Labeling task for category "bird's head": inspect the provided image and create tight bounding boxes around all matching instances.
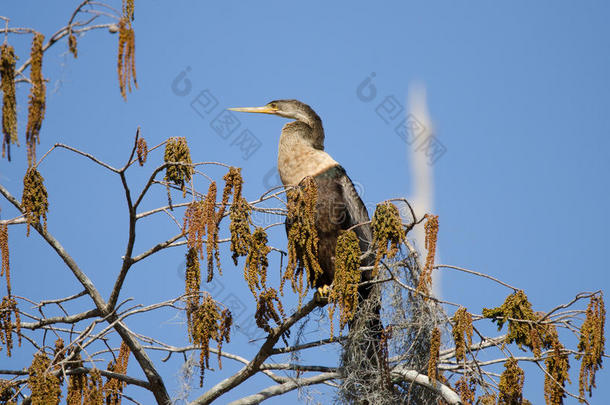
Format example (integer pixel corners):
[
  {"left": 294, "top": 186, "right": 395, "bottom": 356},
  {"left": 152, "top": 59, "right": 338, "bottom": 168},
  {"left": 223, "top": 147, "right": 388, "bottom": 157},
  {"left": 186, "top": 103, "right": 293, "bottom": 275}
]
[
  {"left": 229, "top": 99, "right": 319, "bottom": 125},
  {"left": 229, "top": 99, "right": 324, "bottom": 150}
]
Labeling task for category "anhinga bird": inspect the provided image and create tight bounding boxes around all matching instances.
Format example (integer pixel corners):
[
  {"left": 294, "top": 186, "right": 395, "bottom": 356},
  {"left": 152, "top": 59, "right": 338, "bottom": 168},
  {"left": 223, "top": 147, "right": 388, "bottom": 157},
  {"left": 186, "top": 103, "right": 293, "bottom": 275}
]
[
  {"left": 228, "top": 100, "right": 375, "bottom": 300},
  {"left": 230, "top": 100, "right": 384, "bottom": 402}
]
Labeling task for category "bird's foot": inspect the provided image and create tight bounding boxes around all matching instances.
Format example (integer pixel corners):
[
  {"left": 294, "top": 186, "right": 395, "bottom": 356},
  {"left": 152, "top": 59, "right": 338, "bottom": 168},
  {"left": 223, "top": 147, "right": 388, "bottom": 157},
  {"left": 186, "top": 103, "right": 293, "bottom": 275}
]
[
  {"left": 314, "top": 285, "right": 330, "bottom": 305},
  {"left": 317, "top": 285, "right": 331, "bottom": 297}
]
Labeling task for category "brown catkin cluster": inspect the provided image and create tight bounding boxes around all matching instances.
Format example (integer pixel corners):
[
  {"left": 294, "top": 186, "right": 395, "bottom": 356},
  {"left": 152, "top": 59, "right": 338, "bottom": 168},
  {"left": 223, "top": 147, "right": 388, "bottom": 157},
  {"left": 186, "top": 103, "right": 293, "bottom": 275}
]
[
  {"left": 66, "top": 352, "right": 85, "bottom": 405},
  {"left": 222, "top": 168, "right": 249, "bottom": 262},
  {"left": 482, "top": 290, "right": 539, "bottom": 352},
  {"left": 28, "top": 352, "right": 62, "bottom": 405},
  {"left": 185, "top": 247, "right": 201, "bottom": 322},
  {"left": 183, "top": 182, "right": 221, "bottom": 282},
  {"left": 218, "top": 167, "right": 243, "bottom": 223},
  {"left": 372, "top": 202, "right": 405, "bottom": 274},
  {"left": 255, "top": 287, "right": 285, "bottom": 333},
  {"left": 184, "top": 195, "right": 210, "bottom": 263},
  {"left": 52, "top": 338, "right": 65, "bottom": 373},
  {"left": 455, "top": 376, "right": 476, "bottom": 405},
  {"left": 184, "top": 168, "right": 244, "bottom": 287},
  {"left": 240, "top": 225, "right": 283, "bottom": 334},
  {"left": 136, "top": 137, "right": 147, "bottom": 166},
  {"left": 164, "top": 137, "right": 192, "bottom": 197},
  {"left": 1, "top": 43, "right": 18, "bottom": 160},
  {"left": 229, "top": 196, "right": 252, "bottom": 265},
  {"left": 117, "top": 17, "right": 136, "bottom": 100},
  {"left": 529, "top": 311, "right": 554, "bottom": 358},
  {"left": 123, "top": 0, "right": 135, "bottom": 20},
  {"left": 543, "top": 324, "right": 570, "bottom": 405},
  {"left": 328, "top": 230, "right": 362, "bottom": 336},
  {"left": 22, "top": 167, "right": 49, "bottom": 236},
  {"left": 188, "top": 294, "right": 232, "bottom": 387},
  {"left": 427, "top": 327, "right": 441, "bottom": 384},
  {"left": 104, "top": 341, "right": 130, "bottom": 405},
  {"left": 85, "top": 368, "right": 104, "bottom": 405},
  {"left": 0, "top": 224, "right": 10, "bottom": 295},
  {"left": 0, "top": 295, "right": 21, "bottom": 356},
  {"left": 244, "top": 227, "right": 270, "bottom": 299},
  {"left": 67, "top": 358, "right": 110, "bottom": 405},
  {"left": 417, "top": 214, "right": 439, "bottom": 294},
  {"left": 379, "top": 326, "right": 393, "bottom": 389},
  {"left": 202, "top": 183, "right": 218, "bottom": 249},
  {"left": 26, "top": 33, "right": 46, "bottom": 166},
  {"left": 283, "top": 177, "right": 322, "bottom": 307},
  {"left": 0, "top": 219, "right": 19, "bottom": 357},
  {"left": 0, "top": 379, "right": 16, "bottom": 404},
  {"left": 477, "top": 394, "right": 497, "bottom": 405},
  {"left": 68, "top": 32, "right": 78, "bottom": 58},
  {"left": 452, "top": 307, "right": 473, "bottom": 363},
  {"left": 577, "top": 294, "right": 605, "bottom": 399},
  {"left": 498, "top": 358, "right": 525, "bottom": 405}
]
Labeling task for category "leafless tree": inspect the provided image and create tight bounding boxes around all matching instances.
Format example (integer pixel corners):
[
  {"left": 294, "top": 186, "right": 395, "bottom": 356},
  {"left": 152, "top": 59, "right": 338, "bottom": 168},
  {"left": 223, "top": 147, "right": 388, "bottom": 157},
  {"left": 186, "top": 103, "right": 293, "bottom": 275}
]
[{"left": 0, "top": 2, "right": 606, "bottom": 405}]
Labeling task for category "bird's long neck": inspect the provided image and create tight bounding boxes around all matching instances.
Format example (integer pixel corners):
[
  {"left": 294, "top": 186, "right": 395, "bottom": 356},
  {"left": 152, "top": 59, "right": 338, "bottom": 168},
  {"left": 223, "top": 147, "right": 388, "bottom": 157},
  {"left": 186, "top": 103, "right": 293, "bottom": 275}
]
[
  {"left": 290, "top": 109, "right": 324, "bottom": 150},
  {"left": 277, "top": 121, "right": 338, "bottom": 186}
]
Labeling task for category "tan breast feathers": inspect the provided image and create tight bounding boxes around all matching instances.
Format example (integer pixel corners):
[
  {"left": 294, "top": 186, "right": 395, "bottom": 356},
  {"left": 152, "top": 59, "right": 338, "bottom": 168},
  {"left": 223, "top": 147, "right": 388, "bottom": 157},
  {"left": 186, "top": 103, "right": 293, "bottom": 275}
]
[{"left": 277, "top": 143, "right": 339, "bottom": 186}]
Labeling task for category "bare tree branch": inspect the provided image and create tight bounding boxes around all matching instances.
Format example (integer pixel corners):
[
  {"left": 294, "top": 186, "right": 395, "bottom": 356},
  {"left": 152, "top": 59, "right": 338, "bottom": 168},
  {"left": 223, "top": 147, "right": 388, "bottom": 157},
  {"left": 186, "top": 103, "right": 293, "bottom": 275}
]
[
  {"left": 132, "top": 233, "right": 184, "bottom": 264},
  {"left": 434, "top": 264, "right": 518, "bottom": 291},
  {"left": 19, "top": 308, "right": 100, "bottom": 329},
  {"left": 38, "top": 143, "right": 119, "bottom": 173},
  {"left": 391, "top": 367, "right": 462, "bottom": 404},
  {"left": 227, "top": 372, "right": 341, "bottom": 405}
]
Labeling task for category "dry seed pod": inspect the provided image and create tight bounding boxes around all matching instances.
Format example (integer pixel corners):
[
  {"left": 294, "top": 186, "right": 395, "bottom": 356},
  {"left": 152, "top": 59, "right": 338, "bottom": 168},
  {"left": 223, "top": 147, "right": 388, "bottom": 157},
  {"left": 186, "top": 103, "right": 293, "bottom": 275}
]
[{"left": 136, "top": 137, "right": 147, "bottom": 165}]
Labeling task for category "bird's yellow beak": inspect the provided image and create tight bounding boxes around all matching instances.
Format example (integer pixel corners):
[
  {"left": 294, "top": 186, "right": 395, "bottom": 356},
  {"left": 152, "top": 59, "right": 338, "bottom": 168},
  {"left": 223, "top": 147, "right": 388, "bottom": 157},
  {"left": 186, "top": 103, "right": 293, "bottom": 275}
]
[{"left": 227, "top": 105, "right": 277, "bottom": 114}]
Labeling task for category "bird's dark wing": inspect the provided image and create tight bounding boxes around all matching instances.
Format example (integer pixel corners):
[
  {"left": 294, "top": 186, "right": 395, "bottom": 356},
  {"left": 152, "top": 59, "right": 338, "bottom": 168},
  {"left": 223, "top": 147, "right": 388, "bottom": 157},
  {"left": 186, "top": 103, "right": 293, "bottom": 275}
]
[
  {"left": 285, "top": 165, "right": 374, "bottom": 289},
  {"left": 336, "top": 167, "right": 382, "bottom": 349},
  {"left": 335, "top": 166, "right": 373, "bottom": 266}
]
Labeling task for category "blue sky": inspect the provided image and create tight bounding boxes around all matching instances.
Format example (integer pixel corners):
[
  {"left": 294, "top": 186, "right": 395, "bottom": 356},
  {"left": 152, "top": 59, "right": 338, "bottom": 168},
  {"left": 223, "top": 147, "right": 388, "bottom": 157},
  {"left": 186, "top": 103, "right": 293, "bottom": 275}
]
[{"left": 1, "top": 1, "right": 609, "bottom": 404}]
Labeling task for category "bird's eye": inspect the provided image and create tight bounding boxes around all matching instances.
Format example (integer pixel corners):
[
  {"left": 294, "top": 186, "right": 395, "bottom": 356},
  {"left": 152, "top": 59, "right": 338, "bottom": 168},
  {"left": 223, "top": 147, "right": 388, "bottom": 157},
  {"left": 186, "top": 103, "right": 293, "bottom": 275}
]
[{"left": 269, "top": 103, "right": 277, "bottom": 109}]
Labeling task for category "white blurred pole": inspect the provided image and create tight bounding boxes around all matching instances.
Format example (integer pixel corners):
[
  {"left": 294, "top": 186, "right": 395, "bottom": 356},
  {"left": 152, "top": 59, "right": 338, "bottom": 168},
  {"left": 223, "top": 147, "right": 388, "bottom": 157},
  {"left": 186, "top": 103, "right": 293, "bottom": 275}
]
[{"left": 407, "top": 83, "right": 441, "bottom": 297}]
